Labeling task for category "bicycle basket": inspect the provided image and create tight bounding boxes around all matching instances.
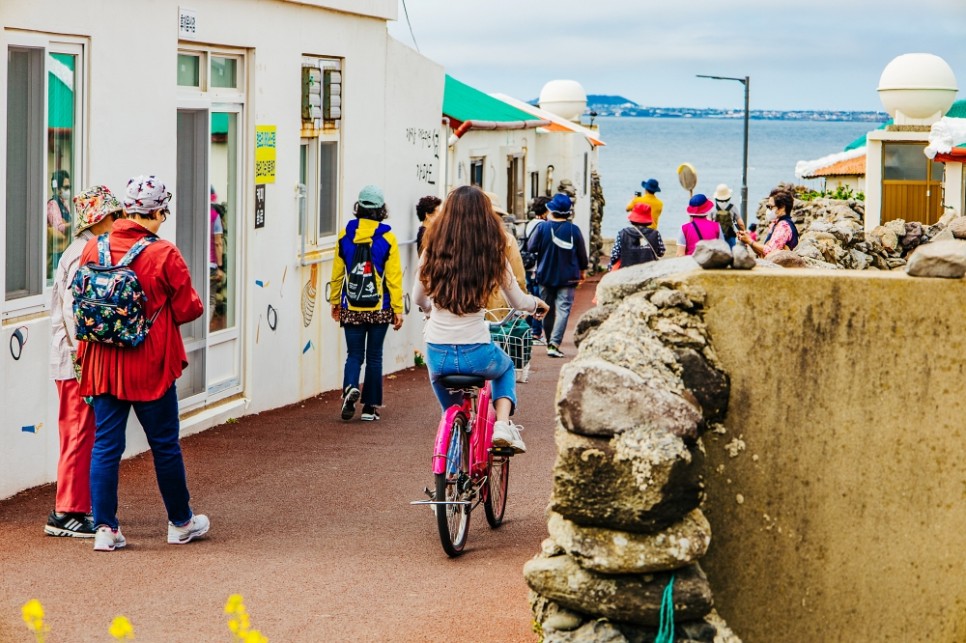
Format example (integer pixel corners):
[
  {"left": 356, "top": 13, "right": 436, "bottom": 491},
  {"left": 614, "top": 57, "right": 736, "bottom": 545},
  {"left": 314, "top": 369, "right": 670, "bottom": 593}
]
[{"left": 489, "top": 315, "right": 532, "bottom": 379}]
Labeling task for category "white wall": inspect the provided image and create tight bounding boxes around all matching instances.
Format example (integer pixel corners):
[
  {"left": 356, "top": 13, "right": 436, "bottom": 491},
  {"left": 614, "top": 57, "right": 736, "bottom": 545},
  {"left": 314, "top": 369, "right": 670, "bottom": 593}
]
[{"left": 0, "top": 0, "right": 443, "bottom": 499}]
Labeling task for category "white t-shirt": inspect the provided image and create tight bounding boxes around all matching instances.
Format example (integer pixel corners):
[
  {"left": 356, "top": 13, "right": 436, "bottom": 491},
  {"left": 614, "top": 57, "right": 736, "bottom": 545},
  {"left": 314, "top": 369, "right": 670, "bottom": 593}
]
[{"left": 413, "top": 260, "right": 537, "bottom": 345}]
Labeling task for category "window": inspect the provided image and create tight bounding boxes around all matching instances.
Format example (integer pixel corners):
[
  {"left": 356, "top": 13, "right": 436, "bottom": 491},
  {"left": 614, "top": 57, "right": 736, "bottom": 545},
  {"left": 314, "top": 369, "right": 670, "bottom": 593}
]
[
  {"left": 319, "top": 141, "right": 339, "bottom": 237},
  {"left": 470, "top": 158, "right": 484, "bottom": 187},
  {"left": 5, "top": 40, "right": 83, "bottom": 305},
  {"left": 177, "top": 50, "right": 243, "bottom": 94},
  {"left": 177, "top": 53, "right": 201, "bottom": 87},
  {"left": 299, "top": 56, "right": 343, "bottom": 251}
]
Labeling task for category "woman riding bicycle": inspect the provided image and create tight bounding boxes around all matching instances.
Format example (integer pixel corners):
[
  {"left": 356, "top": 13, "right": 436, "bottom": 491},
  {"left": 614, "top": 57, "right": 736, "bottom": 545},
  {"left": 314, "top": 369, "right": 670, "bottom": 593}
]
[{"left": 413, "top": 186, "right": 549, "bottom": 454}]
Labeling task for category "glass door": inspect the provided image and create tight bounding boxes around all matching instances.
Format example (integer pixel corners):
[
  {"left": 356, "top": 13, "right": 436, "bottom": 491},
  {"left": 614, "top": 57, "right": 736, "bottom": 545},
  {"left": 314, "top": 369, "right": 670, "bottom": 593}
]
[
  {"left": 176, "top": 109, "right": 209, "bottom": 403},
  {"left": 207, "top": 108, "right": 242, "bottom": 394}
]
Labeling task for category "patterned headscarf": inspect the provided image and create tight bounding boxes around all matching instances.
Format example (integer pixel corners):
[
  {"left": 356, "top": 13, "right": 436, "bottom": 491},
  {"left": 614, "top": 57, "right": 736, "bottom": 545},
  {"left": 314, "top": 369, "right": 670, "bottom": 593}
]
[
  {"left": 73, "top": 185, "right": 122, "bottom": 236},
  {"left": 123, "top": 175, "right": 172, "bottom": 215}
]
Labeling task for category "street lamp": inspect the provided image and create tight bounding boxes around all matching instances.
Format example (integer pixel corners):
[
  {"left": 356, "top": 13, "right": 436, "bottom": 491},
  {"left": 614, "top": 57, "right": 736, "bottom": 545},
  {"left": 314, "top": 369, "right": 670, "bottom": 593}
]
[{"left": 697, "top": 74, "right": 750, "bottom": 225}]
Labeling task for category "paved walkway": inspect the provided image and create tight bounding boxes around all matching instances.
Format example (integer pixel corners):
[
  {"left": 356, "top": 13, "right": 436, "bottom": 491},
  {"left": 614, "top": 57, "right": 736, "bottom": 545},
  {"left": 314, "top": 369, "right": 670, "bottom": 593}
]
[{"left": 0, "top": 278, "right": 599, "bottom": 642}]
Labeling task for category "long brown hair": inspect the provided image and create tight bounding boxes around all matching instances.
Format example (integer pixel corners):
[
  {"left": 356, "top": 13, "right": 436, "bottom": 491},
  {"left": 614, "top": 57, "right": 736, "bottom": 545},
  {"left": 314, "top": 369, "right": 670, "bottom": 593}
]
[{"left": 420, "top": 185, "right": 508, "bottom": 315}]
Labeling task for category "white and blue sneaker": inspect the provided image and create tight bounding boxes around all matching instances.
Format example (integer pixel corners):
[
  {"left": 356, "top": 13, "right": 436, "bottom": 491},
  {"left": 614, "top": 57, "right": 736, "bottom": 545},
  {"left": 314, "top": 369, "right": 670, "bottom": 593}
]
[{"left": 167, "top": 514, "right": 210, "bottom": 545}]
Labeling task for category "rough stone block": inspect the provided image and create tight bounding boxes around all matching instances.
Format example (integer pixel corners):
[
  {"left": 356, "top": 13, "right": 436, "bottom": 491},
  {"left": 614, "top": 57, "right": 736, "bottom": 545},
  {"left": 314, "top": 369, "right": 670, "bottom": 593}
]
[
  {"left": 523, "top": 553, "right": 714, "bottom": 626},
  {"left": 547, "top": 509, "right": 711, "bottom": 574},
  {"left": 551, "top": 425, "right": 704, "bottom": 532}
]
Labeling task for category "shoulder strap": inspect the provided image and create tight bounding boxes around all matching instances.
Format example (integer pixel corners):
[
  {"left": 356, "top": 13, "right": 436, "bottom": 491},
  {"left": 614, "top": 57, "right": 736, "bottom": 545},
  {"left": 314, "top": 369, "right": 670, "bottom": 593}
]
[
  {"left": 117, "top": 236, "right": 158, "bottom": 267},
  {"left": 690, "top": 221, "right": 704, "bottom": 241},
  {"left": 97, "top": 234, "right": 112, "bottom": 267}
]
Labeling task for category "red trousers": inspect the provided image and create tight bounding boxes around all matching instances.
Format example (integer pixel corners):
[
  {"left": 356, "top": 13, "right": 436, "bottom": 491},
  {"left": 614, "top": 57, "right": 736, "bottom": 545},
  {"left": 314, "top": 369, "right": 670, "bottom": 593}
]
[{"left": 55, "top": 379, "right": 95, "bottom": 513}]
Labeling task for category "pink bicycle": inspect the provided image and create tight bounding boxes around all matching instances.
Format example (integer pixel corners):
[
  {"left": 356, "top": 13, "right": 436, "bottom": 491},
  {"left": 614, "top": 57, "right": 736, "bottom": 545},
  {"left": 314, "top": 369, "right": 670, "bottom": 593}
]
[
  {"left": 411, "top": 312, "right": 530, "bottom": 557},
  {"left": 411, "top": 375, "right": 513, "bottom": 556}
]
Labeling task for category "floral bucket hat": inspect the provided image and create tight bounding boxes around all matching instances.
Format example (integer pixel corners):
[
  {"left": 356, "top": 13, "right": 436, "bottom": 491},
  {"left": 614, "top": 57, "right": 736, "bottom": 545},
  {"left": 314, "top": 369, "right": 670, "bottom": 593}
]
[{"left": 72, "top": 185, "right": 122, "bottom": 235}]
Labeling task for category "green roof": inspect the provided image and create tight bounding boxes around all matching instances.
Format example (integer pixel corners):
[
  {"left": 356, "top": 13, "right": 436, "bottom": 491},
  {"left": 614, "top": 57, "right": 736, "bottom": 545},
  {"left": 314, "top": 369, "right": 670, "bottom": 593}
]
[
  {"left": 844, "top": 99, "right": 966, "bottom": 151},
  {"left": 443, "top": 75, "right": 536, "bottom": 124}
]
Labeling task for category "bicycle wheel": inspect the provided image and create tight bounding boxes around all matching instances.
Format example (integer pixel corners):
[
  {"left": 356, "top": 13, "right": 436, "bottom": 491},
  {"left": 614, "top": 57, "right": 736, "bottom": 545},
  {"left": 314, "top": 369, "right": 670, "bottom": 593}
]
[
  {"left": 484, "top": 452, "right": 510, "bottom": 528},
  {"left": 435, "top": 412, "right": 471, "bottom": 557}
]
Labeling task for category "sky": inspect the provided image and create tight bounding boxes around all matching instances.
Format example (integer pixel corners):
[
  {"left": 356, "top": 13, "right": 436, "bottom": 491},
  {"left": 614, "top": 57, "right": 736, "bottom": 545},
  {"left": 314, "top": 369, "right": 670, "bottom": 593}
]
[{"left": 387, "top": 0, "right": 966, "bottom": 112}]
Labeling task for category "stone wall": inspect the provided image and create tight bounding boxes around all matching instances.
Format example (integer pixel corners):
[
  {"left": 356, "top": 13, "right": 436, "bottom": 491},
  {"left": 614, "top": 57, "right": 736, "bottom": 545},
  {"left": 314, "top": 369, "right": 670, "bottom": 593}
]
[
  {"left": 527, "top": 256, "right": 966, "bottom": 642},
  {"left": 524, "top": 257, "right": 741, "bottom": 643}
]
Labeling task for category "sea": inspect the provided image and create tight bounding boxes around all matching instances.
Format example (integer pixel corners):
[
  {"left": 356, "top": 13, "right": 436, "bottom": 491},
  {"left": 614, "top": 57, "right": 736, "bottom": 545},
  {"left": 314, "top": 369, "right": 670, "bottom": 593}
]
[{"left": 595, "top": 116, "right": 879, "bottom": 240}]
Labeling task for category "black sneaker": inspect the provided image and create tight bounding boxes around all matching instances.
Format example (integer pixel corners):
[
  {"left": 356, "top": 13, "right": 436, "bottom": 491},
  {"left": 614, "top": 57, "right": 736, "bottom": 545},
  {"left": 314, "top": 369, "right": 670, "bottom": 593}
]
[
  {"left": 341, "top": 386, "right": 361, "bottom": 420},
  {"left": 44, "top": 511, "right": 96, "bottom": 538},
  {"left": 361, "top": 405, "right": 381, "bottom": 421}
]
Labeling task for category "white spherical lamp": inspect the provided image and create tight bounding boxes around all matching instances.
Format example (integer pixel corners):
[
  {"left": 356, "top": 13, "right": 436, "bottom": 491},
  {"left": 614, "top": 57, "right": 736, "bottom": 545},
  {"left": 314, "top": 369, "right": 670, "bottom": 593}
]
[
  {"left": 538, "top": 80, "right": 587, "bottom": 122},
  {"left": 878, "top": 53, "right": 958, "bottom": 125}
]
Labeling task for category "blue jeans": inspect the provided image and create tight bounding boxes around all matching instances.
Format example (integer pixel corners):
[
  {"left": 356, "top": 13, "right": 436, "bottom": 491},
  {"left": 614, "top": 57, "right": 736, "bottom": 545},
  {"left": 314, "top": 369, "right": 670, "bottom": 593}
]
[
  {"left": 343, "top": 322, "right": 390, "bottom": 406},
  {"left": 425, "top": 343, "right": 516, "bottom": 413},
  {"left": 539, "top": 285, "right": 576, "bottom": 348},
  {"left": 90, "top": 385, "right": 193, "bottom": 530}
]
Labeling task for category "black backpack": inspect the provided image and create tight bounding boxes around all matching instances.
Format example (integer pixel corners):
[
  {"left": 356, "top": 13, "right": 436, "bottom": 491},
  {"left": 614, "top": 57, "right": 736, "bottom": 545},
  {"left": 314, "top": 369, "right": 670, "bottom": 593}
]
[
  {"left": 618, "top": 227, "right": 657, "bottom": 268},
  {"left": 343, "top": 239, "right": 383, "bottom": 309}
]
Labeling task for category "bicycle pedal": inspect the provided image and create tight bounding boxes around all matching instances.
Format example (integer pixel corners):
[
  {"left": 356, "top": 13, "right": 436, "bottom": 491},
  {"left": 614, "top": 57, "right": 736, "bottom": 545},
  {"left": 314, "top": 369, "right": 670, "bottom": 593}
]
[
  {"left": 423, "top": 486, "right": 435, "bottom": 500},
  {"left": 490, "top": 446, "right": 515, "bottom": 457}
]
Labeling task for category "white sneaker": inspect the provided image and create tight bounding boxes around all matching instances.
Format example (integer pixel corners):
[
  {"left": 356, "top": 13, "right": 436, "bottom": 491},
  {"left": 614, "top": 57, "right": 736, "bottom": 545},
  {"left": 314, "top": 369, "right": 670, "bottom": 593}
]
[
  {"left": 492, "top": 420, "right": 526, "bottom": 454},
  {"left": 93, "top": 526, "right": 127, "bottom": 552},
  {"left": 167, "top": 514, "right": 210, "bottom": 545}
]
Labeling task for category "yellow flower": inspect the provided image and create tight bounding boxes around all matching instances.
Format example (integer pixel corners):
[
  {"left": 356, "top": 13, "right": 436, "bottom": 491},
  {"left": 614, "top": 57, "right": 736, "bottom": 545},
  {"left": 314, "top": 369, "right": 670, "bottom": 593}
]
[
  {"left": 21, "top": 599, "right": 44, "bottom": 628},
  {"left": 109, "top": 616, "right": 135, "bottom": 639},
  {"left": 225, "top": 594, "right": 244, "bottom": 615}
]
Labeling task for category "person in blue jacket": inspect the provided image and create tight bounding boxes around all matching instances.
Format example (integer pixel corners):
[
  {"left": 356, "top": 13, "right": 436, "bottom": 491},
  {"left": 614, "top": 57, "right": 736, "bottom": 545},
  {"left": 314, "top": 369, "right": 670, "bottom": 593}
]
[
  {"left": 526, "top": 193, "right": 588, "bottom": 358},
  {"left": 329, "top": 185, "right": 404, "bottom": 422}
]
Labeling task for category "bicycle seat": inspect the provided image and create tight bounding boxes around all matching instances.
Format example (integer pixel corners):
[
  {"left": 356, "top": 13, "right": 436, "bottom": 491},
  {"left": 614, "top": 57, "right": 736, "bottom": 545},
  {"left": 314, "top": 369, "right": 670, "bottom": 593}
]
[{"left": 438, "top": 374, "right": 485, "bottom": 390}]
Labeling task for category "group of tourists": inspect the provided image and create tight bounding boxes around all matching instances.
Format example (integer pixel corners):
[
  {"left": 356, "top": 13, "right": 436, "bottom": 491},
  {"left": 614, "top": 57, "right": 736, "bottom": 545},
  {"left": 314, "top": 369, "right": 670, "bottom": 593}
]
[
  {"left": 47, "top": 176, "right": 209, "bottom": 551},
  {"left": 46, "top": 176, "right": 588, "bottom": 549},
  {"left": 329, "top": 181, "right": 596, "bottom": 454},
  {"left": 611, "top": 177, "right": 798, "bottom": 268}
]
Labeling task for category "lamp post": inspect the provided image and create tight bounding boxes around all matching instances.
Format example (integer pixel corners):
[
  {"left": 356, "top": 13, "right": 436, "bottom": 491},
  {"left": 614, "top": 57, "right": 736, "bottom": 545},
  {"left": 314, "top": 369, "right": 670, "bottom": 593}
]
[{"left": 697, "top": 74, "right": 750, "bottom": 224}]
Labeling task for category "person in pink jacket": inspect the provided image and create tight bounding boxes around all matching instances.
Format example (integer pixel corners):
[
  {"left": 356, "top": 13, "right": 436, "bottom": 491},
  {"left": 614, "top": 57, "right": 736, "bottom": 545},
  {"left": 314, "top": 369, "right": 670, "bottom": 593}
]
[{"left": 676, "top": 194, "right": 722, "bottom": 256}]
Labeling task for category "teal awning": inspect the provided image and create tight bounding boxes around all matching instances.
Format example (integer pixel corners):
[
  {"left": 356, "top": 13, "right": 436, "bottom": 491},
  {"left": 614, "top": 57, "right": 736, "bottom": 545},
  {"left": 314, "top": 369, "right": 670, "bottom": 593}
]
[
  {"left": 47, "top": 53, "right": 74, "bottom": 129},
  {"left": 443, "top": 75, "right": 536, "bottom": 125}
]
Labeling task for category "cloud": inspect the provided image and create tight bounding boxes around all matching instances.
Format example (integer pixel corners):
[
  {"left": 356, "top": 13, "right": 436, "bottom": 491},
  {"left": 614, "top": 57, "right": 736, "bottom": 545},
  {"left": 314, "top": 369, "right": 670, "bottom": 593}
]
[{"left": 390, "top": 0, "right": 966, "bottom": 110}]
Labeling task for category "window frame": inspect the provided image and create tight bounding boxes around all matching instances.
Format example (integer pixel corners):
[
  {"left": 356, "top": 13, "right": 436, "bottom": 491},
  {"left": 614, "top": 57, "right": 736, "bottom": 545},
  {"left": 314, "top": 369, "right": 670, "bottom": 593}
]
[
  {"left": 299, "top": 56, "right": 343, "bottom": 260},
  {"left": 3, "top": 34, "right": 86, "bottom": 319}
]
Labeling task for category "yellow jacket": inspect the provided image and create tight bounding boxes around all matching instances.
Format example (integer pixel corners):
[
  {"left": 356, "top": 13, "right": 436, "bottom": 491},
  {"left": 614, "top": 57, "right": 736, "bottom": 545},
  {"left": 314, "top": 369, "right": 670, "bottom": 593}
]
[
  {"left": 329, "top": 218, "right": 404, "bottom": 313},
  {"left": 625, "top": 193, "right": 664, "bottom": 230}
]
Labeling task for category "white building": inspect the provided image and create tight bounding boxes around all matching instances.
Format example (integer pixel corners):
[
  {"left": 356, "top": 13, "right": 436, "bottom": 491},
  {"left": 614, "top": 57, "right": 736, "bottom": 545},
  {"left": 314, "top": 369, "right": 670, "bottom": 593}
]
[
  {"left": 441, "top": 76, "right": 603, "bottom": 240},
  {"left": 1, "top": 0, "right": 444, "bottom": 499}
]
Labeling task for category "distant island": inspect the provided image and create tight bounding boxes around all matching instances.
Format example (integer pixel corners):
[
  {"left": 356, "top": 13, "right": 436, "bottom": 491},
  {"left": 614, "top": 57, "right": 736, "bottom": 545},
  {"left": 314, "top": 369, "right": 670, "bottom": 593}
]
[{"left": 581, "top": 95, "right": 888, "bottom": 123}]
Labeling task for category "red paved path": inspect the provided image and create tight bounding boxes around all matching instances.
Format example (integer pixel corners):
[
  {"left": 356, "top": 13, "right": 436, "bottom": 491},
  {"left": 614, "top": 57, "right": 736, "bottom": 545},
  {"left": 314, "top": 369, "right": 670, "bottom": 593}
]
[{"left": 0, "top": 279, "right": 598, "bottom": 642}]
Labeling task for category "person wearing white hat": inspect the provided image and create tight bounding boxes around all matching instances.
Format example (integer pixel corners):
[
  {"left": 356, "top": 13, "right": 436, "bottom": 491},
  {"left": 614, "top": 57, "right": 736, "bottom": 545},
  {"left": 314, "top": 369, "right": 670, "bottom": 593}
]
[{"left": 713, "top": 183, "right": 742, "bottom": 248}]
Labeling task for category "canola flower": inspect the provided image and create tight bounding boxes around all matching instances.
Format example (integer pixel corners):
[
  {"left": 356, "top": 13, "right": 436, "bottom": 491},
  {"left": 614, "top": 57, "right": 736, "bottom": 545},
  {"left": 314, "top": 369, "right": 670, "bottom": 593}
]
[
  {"left": 225, "top": 594, "right": 269, "bottom": 642},
  {"left": 21, "top": 599, "right": 47, "bottom": 643},
  {"left": 109, "top": 615, "right": 135, "bottom": 639}
]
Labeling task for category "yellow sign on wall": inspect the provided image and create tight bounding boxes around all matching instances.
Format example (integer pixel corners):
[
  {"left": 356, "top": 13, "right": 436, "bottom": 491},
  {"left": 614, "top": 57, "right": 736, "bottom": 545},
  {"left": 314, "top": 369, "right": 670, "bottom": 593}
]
[{"left": 255, "top": 125, "right": 277, "bottom": 184}]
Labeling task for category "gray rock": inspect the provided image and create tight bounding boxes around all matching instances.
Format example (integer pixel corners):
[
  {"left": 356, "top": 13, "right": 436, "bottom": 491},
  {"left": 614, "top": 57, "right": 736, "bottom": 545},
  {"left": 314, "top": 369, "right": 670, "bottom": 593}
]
[
  {"left": 767, "top": 250, "right": 808, "bottom": 268},
  {"left": 557, "top": 358, "right": 702, "bottom": 439},
  {"left": 849, "top": 248, "right": 872, "bottom": 271},
  {"left": 883, "top": 218, "right": 907, "bottom": 238},
  {"left": 870, "top": 225, "right": 899, "bottom": 251},
  {"left": 551, "top": 425, "right": 705, "bottom": 532},
  {"left": 906, "top": 239, "right": 966, "bottom": 278},
  {"left": 573, "top": 304, "right": 614, "bottom": 348},
  {"left": 674, "top": 348, "right": 730, "bottom": 423},
  {"left": 930, "top": 227, "right": 956, "bottom": 243},
  {"left": 649, "top": 287, "right": 693, "bottom": 309},
  {"left": 543, "top": 619, "right": 627, "bottom": 643},
  {"left": 596, "top": 257, "right": 698, "bottom": 307},
  {"left": 949, "top": 217, "right": 966, "bottom": 240},
  {"left": 731, "top": 242, "right": 756, "bottom": 270},
  {"left": 692, "top": 239, "right": 733, "bottom": 269},
  {"left": 530, "top": 592, "right": 586, "bottom": 634},
  {"left": 547, "top": 509, "right": 712, "bottom": 574},
  {"left": 523, "top": 554, "right": 714, "bottom": 626}
]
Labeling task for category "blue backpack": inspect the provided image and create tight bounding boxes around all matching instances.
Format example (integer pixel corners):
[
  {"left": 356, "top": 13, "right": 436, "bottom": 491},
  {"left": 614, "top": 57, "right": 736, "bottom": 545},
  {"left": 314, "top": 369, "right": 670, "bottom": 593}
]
[{"left": 71, "top": 234, "right": 159, "bottom": 348}]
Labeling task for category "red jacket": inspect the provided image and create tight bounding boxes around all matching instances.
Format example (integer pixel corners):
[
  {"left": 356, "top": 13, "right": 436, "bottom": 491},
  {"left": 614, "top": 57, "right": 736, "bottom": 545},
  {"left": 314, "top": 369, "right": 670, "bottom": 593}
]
[{"left": 76, "top": 219, "right": 203, "bottom": 401}]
